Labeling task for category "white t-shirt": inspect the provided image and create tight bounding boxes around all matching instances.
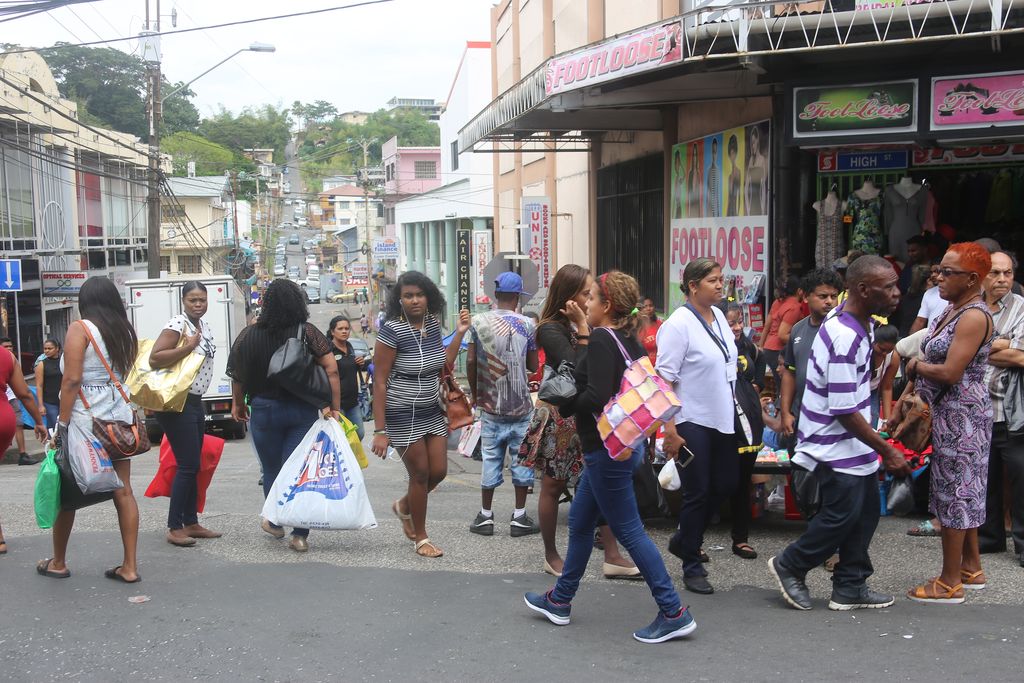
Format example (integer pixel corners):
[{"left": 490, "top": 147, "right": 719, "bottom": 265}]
[
  {"left": 165, "top": 314, "right": 216, "bottom": 396},
  {"left": 916, "top": 287, "right": 945, "bottom": 326},
  {"left": 656, "top": 304, "right": 737, "bottom": 434},
  {"left": 792, "top": 310, "right": 879, "bottom": 476}
]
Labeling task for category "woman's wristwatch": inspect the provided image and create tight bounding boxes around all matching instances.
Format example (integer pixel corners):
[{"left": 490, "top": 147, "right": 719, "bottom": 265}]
[{"left": 373, "top": 428, "right": 388, "bottom": 435}]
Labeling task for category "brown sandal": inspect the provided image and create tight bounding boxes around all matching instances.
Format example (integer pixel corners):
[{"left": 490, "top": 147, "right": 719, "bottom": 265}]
[
  {"left": 415, "top": 538, "right": 443, "bottom": 558},
  {"left": 960, "top": 569, "right": 987, "bottom": 590},
  {"left": 907, "top": 577, "right": 965, "bottom": 604},
  {"left": 392, "top": 500, "right": 416, "bottom": 540}
]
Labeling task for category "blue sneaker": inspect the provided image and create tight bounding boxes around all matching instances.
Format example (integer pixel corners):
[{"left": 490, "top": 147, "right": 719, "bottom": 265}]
[
  {"left": 524, "top": 590, "right": 571, "bottom": 625},
  {"left": 633, "top": 607, "right": 697, "bottom": 643}
]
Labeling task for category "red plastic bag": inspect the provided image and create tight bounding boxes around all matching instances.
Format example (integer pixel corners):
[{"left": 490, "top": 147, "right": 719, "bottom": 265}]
[{"left": 144, "top": 434, "right": 225, "bottom": 513}]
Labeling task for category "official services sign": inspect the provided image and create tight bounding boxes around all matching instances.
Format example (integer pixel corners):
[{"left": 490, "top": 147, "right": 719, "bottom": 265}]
[
  {"left": 931, "top": 71, "right": 1024, "bottom": 132},
  {"left": 42, "top": 270, "right": 86, "bottom": 297},
  {"left": 545, "top": 20, "right": 683, "bottom": 96},
  {"left": 791, "top": 80, "right": 918, "bottom": 140}
]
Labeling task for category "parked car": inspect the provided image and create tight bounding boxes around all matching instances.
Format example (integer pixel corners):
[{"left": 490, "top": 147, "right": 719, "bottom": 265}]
[
  {"left": 349, "top": 337, "right": 371, "bottom": 359},
  {"left": 307, "top": 265, "right": 320, "bottom": 278},
  {"left": 273, "top": 264, "right": 286, "bottom": 276},
  {"left": 288, "top": 266, "right": 300, "bottom": 277},
  {"left": 327, "top": 290, "right": 359, "bottom": 304},
  {"left": 303, "top": 285, "right": 320, "bottom": 304},
  {"left": 289, "top": 233, "right": 300, "bottom": 244},
  {"left": 305, "top": 254, "right": 317, "bottom": 266}
]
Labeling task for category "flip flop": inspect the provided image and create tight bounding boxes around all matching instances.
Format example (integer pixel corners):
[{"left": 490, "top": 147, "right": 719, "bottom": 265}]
[
  {"left": 415, "top": 538, "right": 443, "bottom": 558},
  {"left": 104, "top": 566, "right": 141, "bottom": 584},
  {"left": 392, "top": 500, "right": 416, "bottom": 540},
  {"left": 36, "top": 558, "right": 70, "bottom": 579},
  {"left": 907, "top": 520, "right": 941, "bottom": 537}
]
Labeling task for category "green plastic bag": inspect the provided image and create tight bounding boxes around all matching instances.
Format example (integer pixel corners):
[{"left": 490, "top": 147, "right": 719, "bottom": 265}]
[{"left": 34, "top": 447, "right": 61, "bottom": 529}]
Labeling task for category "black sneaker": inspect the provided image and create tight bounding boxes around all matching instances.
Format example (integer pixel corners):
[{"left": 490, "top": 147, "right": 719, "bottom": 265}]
[
  {"left": 510, "top": 512, "right": 540, "bottom": 537},
  {"left": 768, "top": 556, "right": 812, "bottom": 610},
  {"left": 470, "top": 512, "right": 494, "bottom": 536},
  {"left": 683, "top": 575, "right": 714, "bottom": 595},
  {"left": 828, "top": 587, "right": 895, "bottom": 611},
  {"left": 18, "top": 453, "right": 40, "bottom": 466}
]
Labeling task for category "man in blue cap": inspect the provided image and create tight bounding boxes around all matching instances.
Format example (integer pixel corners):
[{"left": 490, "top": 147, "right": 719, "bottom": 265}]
[{"left": 467, "top": 271, "right": 540, "bottom": 537}]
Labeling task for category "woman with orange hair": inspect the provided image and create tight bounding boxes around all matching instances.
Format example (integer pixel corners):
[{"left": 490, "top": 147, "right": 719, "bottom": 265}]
[{"left": 891, "top": 242, "right": 993, "bottom": 604}]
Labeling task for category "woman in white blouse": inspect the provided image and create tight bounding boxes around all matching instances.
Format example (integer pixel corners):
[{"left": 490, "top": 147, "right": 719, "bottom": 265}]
[
  {"left": 656, "top": 258, "right": 739, "bottom": 596},
  {"left": 150, "top": 281, "right": 221, "bottom": 547}
]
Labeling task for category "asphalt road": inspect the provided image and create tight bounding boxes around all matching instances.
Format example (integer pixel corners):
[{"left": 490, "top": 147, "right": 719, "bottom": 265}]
[{"left": 2, "top": 421, "right": 1022, "bottom": 681}]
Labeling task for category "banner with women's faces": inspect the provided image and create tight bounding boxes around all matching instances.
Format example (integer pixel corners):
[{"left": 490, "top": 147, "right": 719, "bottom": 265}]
[{"left": 669, "top": 120, "right": 771, "bottom": 311}]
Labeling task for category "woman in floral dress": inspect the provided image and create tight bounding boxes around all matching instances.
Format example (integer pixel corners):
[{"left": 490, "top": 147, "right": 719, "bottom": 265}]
[
  {"left": 518, "top": 264, "right": 638, "bottom": 580},
  {"left": 895, "top": 243, "right": 993, "bottom": 604}
]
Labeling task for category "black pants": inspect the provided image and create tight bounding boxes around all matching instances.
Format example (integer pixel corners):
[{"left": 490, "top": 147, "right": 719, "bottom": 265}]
[
  {"left": 155, "top": 394, "right": 205, "bottom": 530},
  {"left": 672, "top": 422, "right": 738, "bottom": 577},
  {"left": 979, "top": 422, "right": 1024, "bottom": 555},
  {"left": 780, "top": 467, "right": 880, "bottom": 598},
  {"left": 730, "top": 447, "right": 758, "bottom": 545}
]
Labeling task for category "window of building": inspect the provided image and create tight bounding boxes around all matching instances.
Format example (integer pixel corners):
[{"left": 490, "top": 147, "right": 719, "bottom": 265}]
[
  {"left": 450, "top": 141, "right": 459, "bottom": 171},
  {"left": 385, "top": 207, "right": 395, "bottom": 225},
  {"left": 414, "top": 160, "right": 437, "bottom": 179},
  {"left": 386, "top": 164, "right": 393, "bottom": 181},
  {"left": 76, "top": 167, "right": 103, "bottom": 239},
  {"left": 104, "top": 168, "right": 131, "bottom": 239},
  {"left": 178, "top": 255, "right": 202, "bottom": 273},
  {"left": 161, "top": 204, "right": 187, "bottom": 222},
  {"left": 338, "top": 200, "right": 350, "bottom": 210},
  {"left": 0, "top": 144, "right": 35, "bottom": 240},
  {"left": 340, "top": 218, "right": 351, "bottom": 225},
  {"left": 376, "top": 203, "right": 384, "bottom": 218},
  {"left": 159, "top": 256, "right": 170, "bottom": 272}
]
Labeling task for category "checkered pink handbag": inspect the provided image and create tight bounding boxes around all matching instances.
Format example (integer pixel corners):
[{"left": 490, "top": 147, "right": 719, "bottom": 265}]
[{"left": 595, "top": 328, "right": 682, "bottom": 461}]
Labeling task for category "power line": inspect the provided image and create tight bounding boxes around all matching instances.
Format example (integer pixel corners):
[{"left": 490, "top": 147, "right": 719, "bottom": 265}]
[
  {"left": 0, "top": 0, "right": 396, "bottom": 55},
  {"left": 44, "top": 9, "right": 85, "bottom": 43}
]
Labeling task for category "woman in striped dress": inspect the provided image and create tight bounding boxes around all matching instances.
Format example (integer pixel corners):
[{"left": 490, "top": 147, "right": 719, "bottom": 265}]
[{"left": 370, "top": 272, "right": 470, "bottom": 557}]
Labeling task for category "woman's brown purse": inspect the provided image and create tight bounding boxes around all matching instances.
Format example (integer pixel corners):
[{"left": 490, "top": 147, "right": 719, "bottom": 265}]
[
  {"left": 440, "top": 362, "right": 474, "bottom": 431},
  {"left": 890, "top": 391, "right": 940, "bottom": 453},
  {"left": 78, "top": 322, "right": 152, "bottom": 458}
]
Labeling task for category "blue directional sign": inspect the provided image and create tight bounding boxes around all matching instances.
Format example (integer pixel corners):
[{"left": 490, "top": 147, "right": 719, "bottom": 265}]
[{"left": 0, "top": 259, "right": 22, "bottom": 292}]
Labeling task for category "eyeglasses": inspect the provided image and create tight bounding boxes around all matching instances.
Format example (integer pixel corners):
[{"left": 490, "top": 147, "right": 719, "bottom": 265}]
[{"left": 936, "top": 267, "right": 971, "bottom": 278}]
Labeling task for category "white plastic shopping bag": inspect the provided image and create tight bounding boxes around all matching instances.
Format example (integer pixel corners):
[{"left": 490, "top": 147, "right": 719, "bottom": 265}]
[
  {"left": 261, "top": 418, "right": 377, "bottom": 530},
  {"left": 658, "top": 460, "right": 681, "bottom": 491},
  {"left": 68, "top": 420, "right": 123, "bottom": 495}
]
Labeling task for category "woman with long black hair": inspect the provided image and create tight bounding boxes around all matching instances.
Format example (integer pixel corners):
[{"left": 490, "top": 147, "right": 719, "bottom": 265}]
[
  {"left": 369, "top": 271, "right": 469, "bottom": 558},
  {"left": 227, "top": 278, "right": 341, "bottom": 553},
  {"left": 149, "top": 281, "right": 221, "bottom": 547},
  {"left": 38, "top": 277, "right": 141, "bottom": 582},
  {"left": 34, "top": 338, "right": 63, "bottom": 430}
]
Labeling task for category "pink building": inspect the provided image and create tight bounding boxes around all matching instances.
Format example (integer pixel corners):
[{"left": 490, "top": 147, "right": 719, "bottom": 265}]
[{"left": 382, "top": 137, "right": 441, "bottom": 236}]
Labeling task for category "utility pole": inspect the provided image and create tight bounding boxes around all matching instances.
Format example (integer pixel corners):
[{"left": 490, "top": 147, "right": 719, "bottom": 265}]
[
  {"left": 144, "top": 0, "right": 162, "bottom": 277},
  {"left": 354, "top": 137, "right": 375, "bottom": 304}
]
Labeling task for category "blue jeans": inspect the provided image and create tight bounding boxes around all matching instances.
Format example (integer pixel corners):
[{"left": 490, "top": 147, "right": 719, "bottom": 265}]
[
  {"left": 552, "top": 446, "right": 682, "bottom": 616},
  {"left": 342, "top": 405, "right": 364, "bottom": 441},
  {"left": 249, "top": 395, "right": 319, "bottom": 538},
  {"left": 780, "top": 467, "right": 881, "bottom": 597},
  {"left": 155, "top": 394, "right": 205, "bottom": 529},
  {"left": 480, "top": 412, "right": 533, "bottom": 489},
  {"left": 44, "top": 402, "right": 60, "bottom": 430}
]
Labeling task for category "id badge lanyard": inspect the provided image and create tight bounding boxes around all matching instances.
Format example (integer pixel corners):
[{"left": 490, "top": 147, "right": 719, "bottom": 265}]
[{"left": 684, "top": 305, "right": 751, "bottom": 444}]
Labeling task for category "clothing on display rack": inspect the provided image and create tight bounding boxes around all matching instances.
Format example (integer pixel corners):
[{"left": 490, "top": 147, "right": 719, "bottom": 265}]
[
  {"left": 846, "top": 187, "right": 884, "bottom": 255},
  {"left": 814, "top": 192, "right": 845, "bottom": 268},
  {"left": 884, "top": 179, "right": 928, "bottom": 261}
]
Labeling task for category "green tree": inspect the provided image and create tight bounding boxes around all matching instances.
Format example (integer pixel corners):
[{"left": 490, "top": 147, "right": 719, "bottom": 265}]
[
  {"left": 161, "top": 132, "right": 236, "bottom": 176},
  {"left": 42, "top": 44, "right": 199, "bottom": 138},
  {"left": 198, "top": 104, "right": 291, "bottom": 163}
]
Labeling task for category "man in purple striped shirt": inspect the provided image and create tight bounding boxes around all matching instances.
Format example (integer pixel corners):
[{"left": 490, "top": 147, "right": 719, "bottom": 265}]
[{"left": 769, "top": 255, "right": 912, "bottom": 611}]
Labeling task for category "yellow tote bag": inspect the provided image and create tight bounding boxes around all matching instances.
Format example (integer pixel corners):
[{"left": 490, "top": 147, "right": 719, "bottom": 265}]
[
  {"left": 338, "top": 415, "right": 369, "bottom": 469},
  {"left": 125, "top": 338, "right": 205, "bottom": 413}
]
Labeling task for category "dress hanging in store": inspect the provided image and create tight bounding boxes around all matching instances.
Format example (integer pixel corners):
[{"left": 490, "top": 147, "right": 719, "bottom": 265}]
[
  {"left": 814, "top": 192, "right": 845, "bottom": 268},
  {"left": 884, "top": 179, "right": 928, "bottom": 261},
  {"left": 846, "top": 184, "right": 884, "bottom": 255}
]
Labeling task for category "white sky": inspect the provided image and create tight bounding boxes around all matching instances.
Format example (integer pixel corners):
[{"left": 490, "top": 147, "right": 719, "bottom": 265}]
[{"left": 8, "top": 0, "right": 494, "bottom": 117}]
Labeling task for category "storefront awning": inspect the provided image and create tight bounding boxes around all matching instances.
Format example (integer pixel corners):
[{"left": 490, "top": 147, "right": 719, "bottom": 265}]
[{"left": 459, "top": 0, "right": 1021, "bottom": 152}]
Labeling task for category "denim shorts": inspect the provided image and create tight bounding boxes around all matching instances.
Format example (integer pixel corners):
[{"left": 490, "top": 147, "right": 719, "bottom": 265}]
[{"left": 480, "top": 412, "right": 534, "bottom": 489}]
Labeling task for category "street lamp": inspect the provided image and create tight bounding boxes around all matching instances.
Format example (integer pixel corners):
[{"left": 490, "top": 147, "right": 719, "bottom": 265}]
[
  {"left": 162, "top": 42, "right": 276, "bottom": 102},
  {"left": 146, "top": 41, "right": 276, "bottom": 277}
]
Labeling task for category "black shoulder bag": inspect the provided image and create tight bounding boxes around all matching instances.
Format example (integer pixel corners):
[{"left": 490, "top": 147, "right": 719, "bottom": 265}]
[{"left": 267, "top": 324, "right": 332, "bottom": 408}]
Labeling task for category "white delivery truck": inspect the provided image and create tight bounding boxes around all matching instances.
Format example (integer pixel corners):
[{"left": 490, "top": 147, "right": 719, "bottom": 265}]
[{"left": 125, "top": 276, "right": 248, "bottom": 439}]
